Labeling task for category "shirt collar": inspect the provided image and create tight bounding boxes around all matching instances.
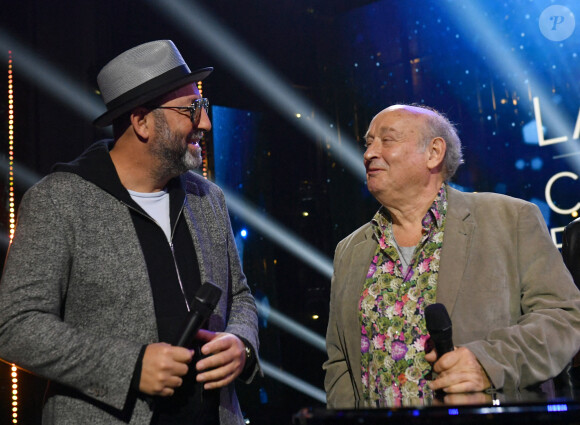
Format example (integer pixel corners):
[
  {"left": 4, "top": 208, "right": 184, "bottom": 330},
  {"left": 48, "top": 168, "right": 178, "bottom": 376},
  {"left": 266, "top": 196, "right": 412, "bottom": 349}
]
[{"left": 371, "top": 183, "right": 448, "bottom": 236}]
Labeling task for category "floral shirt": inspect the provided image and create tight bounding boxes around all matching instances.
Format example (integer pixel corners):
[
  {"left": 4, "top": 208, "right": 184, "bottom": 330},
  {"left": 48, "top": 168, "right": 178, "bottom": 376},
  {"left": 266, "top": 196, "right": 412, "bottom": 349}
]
[{"left": 360, "top": 184, "right": 448, "bottom": 406}]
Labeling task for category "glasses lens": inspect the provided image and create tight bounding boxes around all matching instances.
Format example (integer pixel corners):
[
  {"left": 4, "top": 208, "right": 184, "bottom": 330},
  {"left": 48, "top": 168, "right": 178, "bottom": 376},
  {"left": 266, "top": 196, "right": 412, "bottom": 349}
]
[{"left": 191, "top": 98, "right": 209, "bottom": 123}]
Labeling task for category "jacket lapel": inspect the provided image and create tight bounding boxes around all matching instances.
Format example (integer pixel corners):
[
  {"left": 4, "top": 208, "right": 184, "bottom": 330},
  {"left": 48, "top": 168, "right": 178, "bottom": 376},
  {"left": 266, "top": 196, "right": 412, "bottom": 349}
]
[
  {"left": 182, "top": 178, "right": 214, "bottom": 286},
  {"left": 437, "top": 187, "right": 475, "bottom": 317}
]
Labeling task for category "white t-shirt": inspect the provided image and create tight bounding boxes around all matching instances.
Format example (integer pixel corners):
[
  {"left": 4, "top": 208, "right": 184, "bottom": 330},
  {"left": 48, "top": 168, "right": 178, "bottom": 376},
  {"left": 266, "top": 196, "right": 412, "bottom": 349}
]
[{"left": 128, "top": 188, "right": 171, "bottom": 242}]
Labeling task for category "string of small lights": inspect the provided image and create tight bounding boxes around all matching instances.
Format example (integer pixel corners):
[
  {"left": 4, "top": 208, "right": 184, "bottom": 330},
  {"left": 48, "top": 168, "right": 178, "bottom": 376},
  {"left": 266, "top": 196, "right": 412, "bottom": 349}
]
[
  {"left": 10, "top": 365, "right": 18, "bottom": 424},
  {"left": 197, "top": 81, "right": 209, "bottom": 180},
  {"left": 8, "top": 51, "right": 15, "bottom": 241},
  {"left": 7, "top": 50, "right": 18, "bottom": 424}
]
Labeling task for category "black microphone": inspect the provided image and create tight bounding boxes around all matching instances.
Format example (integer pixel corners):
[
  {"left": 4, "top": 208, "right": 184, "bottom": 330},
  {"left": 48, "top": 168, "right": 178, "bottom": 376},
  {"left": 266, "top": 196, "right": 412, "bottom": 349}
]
[
  {"left": 425, "top": 303, "right": 454, "bottom": 359},
  {"left": 173, "top": 281, "right": 222, "bottom": 348}
]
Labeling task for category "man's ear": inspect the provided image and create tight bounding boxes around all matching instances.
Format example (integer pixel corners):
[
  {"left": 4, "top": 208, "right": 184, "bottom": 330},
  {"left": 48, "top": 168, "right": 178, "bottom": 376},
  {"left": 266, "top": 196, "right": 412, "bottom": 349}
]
[
  {"left": 427, "top": 137, "right": 446, "bottom": 171},
  {"left": 130, "top": 107, "right": 151, "bottom": 140}
]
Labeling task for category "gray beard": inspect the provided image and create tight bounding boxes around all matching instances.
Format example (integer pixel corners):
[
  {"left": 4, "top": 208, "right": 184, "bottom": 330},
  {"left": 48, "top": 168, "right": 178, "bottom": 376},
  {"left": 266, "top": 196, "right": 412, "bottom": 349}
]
[{"left": 150, "top": 111, "right": 203, "bottom": 178}]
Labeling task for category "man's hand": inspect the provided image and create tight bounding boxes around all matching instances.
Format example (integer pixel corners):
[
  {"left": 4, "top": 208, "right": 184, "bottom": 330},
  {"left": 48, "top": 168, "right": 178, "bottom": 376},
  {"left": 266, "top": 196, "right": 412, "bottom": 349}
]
[
  {"left": 195, "top": 329, "right": 247, "bottom": 390},
  {"left": 139, "top": 342, "right": 194, "bottom": 396},
  {"left": 425, "top": 346, "right": 491, "bottom": 393}
]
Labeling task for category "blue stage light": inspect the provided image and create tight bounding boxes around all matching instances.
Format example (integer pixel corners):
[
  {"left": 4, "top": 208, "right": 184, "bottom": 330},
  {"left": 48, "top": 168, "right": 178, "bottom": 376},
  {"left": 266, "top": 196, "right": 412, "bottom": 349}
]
[{"left": 531, "top": 157, "right": 543, "bottom": 171}]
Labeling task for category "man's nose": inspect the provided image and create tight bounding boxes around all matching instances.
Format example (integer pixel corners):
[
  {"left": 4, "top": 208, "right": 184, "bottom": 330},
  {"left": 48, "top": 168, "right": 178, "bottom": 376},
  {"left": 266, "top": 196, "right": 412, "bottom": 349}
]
[
  {"left": 197, "top": 108, "right": 212, "bottom": 132},
  {"left": 363, "top": 140, "right": 379, "bottom": 161}
]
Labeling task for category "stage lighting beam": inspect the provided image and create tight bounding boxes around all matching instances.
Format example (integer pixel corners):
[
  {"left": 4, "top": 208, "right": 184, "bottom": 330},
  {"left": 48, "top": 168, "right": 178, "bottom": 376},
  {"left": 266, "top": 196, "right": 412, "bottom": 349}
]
[
  {"left": 261, "top": 360, "right": 326, "bottom": 403},
  {"left": 223, "top": 188, "right": 333, "bottom": 278},
  {"left": 256, "top": 299, "right": 326, "bottom": 352}
]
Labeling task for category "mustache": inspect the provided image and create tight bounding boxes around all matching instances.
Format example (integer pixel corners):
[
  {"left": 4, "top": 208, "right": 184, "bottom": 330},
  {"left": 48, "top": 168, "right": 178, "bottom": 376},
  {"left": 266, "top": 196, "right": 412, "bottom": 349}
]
[{"left": 190, "top": 130, "right": 206, "bottom": 141}]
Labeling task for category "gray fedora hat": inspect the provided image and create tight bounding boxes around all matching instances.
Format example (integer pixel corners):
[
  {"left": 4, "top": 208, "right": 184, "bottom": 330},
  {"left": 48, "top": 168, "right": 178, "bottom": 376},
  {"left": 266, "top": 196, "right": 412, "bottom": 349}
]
[{"left": 93, "top": 40, "right": 212, "bottom": 127}]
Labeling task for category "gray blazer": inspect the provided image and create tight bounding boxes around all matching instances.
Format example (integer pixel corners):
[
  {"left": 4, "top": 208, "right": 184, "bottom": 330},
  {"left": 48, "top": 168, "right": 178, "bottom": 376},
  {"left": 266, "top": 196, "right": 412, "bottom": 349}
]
[
  {"left": 324, "top": 187, "right": 580, "bottom": 408},
  {"left": 0, "top": 171, "right": 259, "bottom": 424}
]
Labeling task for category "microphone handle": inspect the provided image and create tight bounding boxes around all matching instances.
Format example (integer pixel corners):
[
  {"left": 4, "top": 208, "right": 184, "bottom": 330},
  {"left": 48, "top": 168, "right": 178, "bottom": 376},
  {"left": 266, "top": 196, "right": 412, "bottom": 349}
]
[
  {"left": 432, "top": 332, "right": 454, "bottom": 358},
  {"left": 173, "top": 302, "right": 213, "bottom": 348}
]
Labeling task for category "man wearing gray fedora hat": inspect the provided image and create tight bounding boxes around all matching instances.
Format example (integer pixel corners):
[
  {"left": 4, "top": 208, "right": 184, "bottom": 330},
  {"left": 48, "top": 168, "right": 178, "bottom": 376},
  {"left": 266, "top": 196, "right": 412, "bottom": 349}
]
[{"left": 0, "top": 40, "right": 259, "bottom": 424}]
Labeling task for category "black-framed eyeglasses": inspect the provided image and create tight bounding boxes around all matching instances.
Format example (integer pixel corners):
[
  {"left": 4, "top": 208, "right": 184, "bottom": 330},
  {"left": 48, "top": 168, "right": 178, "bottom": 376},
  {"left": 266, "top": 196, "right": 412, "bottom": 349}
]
[{"left": 147, "top": 98, "right": 209, "bottom": 124}]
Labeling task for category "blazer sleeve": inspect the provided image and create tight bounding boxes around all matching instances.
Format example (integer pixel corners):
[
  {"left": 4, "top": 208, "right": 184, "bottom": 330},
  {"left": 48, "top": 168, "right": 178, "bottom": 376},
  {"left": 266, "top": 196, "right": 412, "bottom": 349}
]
[
  {"left": 323, "top": 241, "right": 357, "bottom": 408},
  {"left": 462, "top": 202, "right": 580, "bottom": 391}
]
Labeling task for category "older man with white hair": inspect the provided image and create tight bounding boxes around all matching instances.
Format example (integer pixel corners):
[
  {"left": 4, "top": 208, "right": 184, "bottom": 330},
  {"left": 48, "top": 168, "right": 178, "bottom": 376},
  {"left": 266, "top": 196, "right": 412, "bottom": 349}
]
[{"left": 324, "top": 104, "right": 580, "bottom": 408}]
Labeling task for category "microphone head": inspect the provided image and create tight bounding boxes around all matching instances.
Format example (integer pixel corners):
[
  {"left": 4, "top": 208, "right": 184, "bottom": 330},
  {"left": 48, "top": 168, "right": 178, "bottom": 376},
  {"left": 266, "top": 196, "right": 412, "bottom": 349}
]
[
  {"left": 195, "top": 281, "right": 222, "bottom": 307},
  {"left": 425, "top": 303, "right": 452, "bottom": 333}
]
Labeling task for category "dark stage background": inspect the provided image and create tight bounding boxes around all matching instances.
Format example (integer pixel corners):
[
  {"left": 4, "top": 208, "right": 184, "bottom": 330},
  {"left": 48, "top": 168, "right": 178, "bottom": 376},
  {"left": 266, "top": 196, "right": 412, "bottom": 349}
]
[{"left": 1, "top": 1, "right": 580, "bottom": 424}]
